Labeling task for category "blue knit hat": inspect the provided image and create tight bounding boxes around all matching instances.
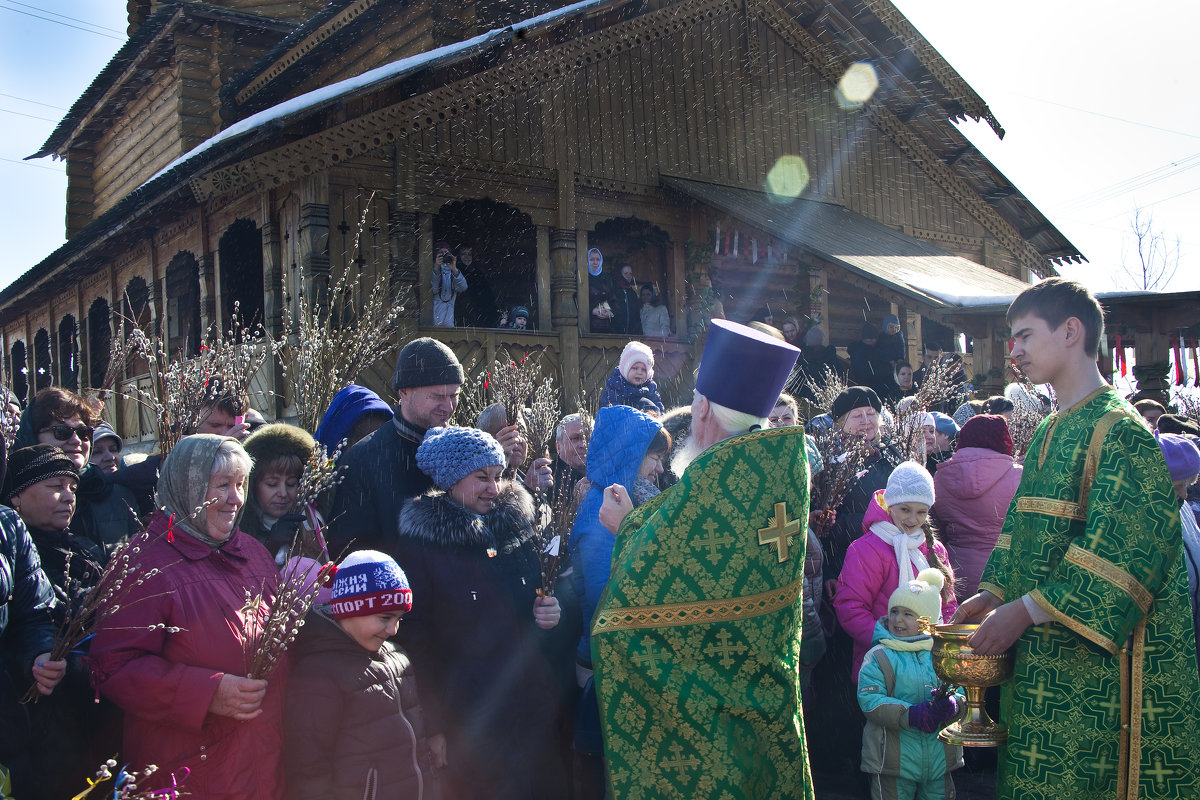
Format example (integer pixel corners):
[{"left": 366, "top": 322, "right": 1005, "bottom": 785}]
[
  {"left": 416, "top": 426, "right": 506, "bottom": 490},
  {"left": 329, "top": 550, "right": 412, "bottom": 619},
  {"left": 931, "top": 411, "right": 959, "bottom": 440}
]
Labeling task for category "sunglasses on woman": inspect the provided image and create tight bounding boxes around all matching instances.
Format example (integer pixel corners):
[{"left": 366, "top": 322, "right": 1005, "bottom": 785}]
[{"left": 42, "top": 423, "right": 94, "bottom": 442}]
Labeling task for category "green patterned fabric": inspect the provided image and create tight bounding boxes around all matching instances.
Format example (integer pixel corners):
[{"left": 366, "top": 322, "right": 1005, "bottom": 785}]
[
  {"left": 591, "top": 426, "right": 814, "bottom": 800},
  {"left": 979, "top": 387, "right": 1200, "bottom": 800}
]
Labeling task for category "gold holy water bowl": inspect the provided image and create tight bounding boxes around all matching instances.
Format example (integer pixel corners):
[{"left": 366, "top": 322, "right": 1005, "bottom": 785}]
[{"left": 930, "top": 623, "right": 1014, "bottom": 747}]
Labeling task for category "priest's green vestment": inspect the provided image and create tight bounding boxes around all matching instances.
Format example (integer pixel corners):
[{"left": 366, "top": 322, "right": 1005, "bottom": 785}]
[
  {"left": 979, "top": 387, "right": 1200, "bottom": 800},
  {"left": 591, "top": 426, "right": 814, "bottom": 800}
]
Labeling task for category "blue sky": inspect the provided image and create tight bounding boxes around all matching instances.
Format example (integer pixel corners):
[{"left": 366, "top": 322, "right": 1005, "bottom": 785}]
[{"left": 2, "top": 0, "right": 1197, "bottom": 292}]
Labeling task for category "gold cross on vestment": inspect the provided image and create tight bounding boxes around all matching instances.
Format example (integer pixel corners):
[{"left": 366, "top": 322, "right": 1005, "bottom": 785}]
[{"left": 758, "top": 502, "right": 802, "bottom": 563}]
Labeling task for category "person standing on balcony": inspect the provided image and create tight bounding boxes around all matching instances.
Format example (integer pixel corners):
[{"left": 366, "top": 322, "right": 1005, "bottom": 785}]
[{"left": 431, "top": 241, "right": 467, "bottom": 327}]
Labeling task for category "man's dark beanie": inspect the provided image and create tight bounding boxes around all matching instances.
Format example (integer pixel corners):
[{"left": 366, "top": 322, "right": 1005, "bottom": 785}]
[
  {"left": 392, "top": 338, "right": 464, "bottom": 391},
  {"left": 831, "top": 386, "right": 882, "bottom": 421}
]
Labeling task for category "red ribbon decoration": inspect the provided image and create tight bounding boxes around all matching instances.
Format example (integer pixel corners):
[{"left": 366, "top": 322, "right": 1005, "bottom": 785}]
[
  {"left": 166, "top": 513, "right": 176, "bottom": 543},
  {"left": 1115, "top": 333, "right": 1126, "bottom": 377},
  {"left": 1175, "top": 337, "right": 1185, "bottom": 385}
]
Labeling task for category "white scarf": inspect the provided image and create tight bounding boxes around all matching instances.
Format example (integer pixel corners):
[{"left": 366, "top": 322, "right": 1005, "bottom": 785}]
[{"left": 870, "top": 520, "right": 930, "bottom": 593}]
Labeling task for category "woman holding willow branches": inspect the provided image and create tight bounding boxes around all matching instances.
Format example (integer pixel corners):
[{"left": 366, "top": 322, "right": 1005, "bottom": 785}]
[
  {"left": 395, "top": 425, "right": 562, "bottom": 800},
  {"left": 90, "top": 435, "right": 288, "bottom": 800},
  {"left": 3, "top": 445, "right": 121, "bottom": 800},
  {"left": 0, "top": 438, "right": 66, "bottom": 800}
]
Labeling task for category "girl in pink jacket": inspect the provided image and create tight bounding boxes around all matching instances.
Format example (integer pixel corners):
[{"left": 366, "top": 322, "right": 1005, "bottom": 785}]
[{"left": 834, "top": 461, "right": 956, "bottom": 682}]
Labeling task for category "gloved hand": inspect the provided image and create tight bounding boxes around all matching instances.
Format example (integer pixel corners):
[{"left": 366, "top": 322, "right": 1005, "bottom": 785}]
[
  {"left": 267, "top": 512, "right": 307, "bottom": 549},
  {"left": 907, "top": 691, "right": 960, "bottom": 734}
]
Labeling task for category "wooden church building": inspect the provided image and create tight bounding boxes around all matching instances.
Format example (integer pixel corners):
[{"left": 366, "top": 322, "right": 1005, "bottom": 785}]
[{"left": 1, "top": 0, "right": 1083, "bottom": 438}]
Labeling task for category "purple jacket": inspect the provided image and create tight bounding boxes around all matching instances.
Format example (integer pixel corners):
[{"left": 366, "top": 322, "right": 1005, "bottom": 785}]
[
  {"left": 90, "top": 512, "right": 288, "bottom": 799},
  {"left": 931, "top": 447, "right": 1022, "bottom": 602},
  {"left": 834, "top": 495, "right": 957, "bottom": 682}
]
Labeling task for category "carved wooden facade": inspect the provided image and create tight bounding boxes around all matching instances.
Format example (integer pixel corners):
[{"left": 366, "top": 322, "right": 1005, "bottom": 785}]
[{"left": 2, "top": 0, "right": 1084, "bottom": 440}]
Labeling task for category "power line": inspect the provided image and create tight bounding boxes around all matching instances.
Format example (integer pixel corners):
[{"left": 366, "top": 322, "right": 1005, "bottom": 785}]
[
  {"left": 3, "top": 0, "right": 125, "bottom": 34},
  {"left": 1003, "top": 90, "right": 1200, "bottom": 141},
  {"left": 1060, "top": 152, "right": 1200, "bottom": 211},
  {"left": 0, "top": 155, "right": 62, "bottom": 172},
  {"left": 0, "top": 4, "right": 124, "bottom": 41},
  {"left": 0, "top": 92, "right": 66, "bottom": 111},
  {"left": 0, "top": 106, "right": 57, "bottom": 123}
]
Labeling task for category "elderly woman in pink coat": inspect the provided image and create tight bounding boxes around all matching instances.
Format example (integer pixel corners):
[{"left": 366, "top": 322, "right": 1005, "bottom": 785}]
[{"left": 931, "top": 414, "right": 1022, "bottom": 602}]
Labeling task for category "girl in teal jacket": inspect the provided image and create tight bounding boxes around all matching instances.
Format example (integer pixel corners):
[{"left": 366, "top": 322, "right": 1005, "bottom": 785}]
[{"left": 857, "top": 569, "right": 964, "bottom": 800}]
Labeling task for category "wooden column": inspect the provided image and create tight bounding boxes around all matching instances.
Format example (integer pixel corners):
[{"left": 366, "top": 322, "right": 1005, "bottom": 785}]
[
  {"left": 552, "top": 227, "right": 580, "bottom": 407},
  {"left": 298, "top": 175, "right": 331, "bottom": 299},
  {"left": 903, "top": 308, "right": 922, "bottom": 368},
  {"left": 536, "top": 226, "right": 552, "bottom": 329},
  {"left": 390, "top": 141, "right": 420, "bottom": 344},
  {"left": 418, "top": 213, "right": 434, "bottom": 327}
]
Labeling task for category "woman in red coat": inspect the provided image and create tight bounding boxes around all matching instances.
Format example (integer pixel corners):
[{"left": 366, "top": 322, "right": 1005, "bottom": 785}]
[{"left": 91, "top": 435, "right": 288, "bottom": 799}]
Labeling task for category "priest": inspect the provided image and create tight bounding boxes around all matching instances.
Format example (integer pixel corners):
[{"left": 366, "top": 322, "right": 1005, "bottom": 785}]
[{"left": 591, "top": 319, "right": 814, "bottom": 800}]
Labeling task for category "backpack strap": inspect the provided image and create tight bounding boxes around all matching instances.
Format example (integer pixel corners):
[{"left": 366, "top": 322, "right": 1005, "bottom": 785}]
[{"left": 872, "top": 649, "right": 896, "bottom": 696}]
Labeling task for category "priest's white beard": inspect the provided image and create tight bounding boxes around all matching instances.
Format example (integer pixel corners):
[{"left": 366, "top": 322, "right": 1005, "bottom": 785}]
[{"left": 669, "top": 434, "right": 706, "bottom": 476}]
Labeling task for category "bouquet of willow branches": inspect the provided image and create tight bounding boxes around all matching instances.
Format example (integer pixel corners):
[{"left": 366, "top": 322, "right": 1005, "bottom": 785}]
[
  {"left": 295, "top": 440, "right": 345, "bottom": 561},
  {"left": 75, "top": 759, "right": 190, "bottom": 799},
  {"left": 1172, "top": 389, "right": 1200, "bottom": 426},
  {"left": 22, "top": 529, "right": 180, "bottom": 703},
  {"left": 890, "top": 397, "right": 929, "bottom": 464},
  {"left": 1006, "top": 377, "right": 1051, "bottom": 461},
  {"left": 808, "top": 427, "right": 874, "bottom": 537},
  {"left": 110, "top": 307, "right": 275, "bottom": 455},
  {"left": 453, "top": 354, "right": 491, "bottom": 428},
  {"left": 241, "top": 549, "right": 335, "bottom": 680},
  {"left": 279, "top": 263, "right": 408, "bottom": 431},
  {"left": 913, "top": 355, "right": 968, "bottom": 413},
  {"left": 0, "top": 395, "right": 18, "bottom": 451},
  {"left": 801, "top": 364, "right": 850, "bottom": 416},
  {"left": 487, "top": 349, "right": 544, "bottom": 427}
]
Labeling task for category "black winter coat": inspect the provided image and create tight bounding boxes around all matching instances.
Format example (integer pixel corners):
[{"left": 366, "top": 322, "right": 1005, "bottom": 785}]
[
  {"left": 73, "top": 464, "right": 141, "bottom": 551},
  {"left": 822, "top": 441, "right": 903, "bottom": 582},
  {"left": 24, "top": 525, "right": 122, "bottom": 800},
  {"left": 285, "top": 612, "right": 438, "bottom": 800},
  {"left": 0, "top": 507, "right": 56, "bottom": 795},
  {"left": 329, "top": 413, "right": 432, "bottom": 556},
  {"left": 394, "top": 485, "right": 558, "bottom": 800}
]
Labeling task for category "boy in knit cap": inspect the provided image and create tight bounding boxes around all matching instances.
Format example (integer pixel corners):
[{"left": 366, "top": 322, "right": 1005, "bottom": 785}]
[
  {"left": 599, "top": 341, "right": 665, "bottom": 414},
  {"left": 858, "top": 568, "right": 963, "bottom": 800},
  {"left": 284, "top": 550, "right": 443, "bottom": 799}
]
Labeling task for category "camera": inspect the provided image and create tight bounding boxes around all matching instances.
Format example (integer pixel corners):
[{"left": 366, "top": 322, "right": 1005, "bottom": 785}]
[{"left": 440, "top": 252, "right": 453, "bottom": 264}]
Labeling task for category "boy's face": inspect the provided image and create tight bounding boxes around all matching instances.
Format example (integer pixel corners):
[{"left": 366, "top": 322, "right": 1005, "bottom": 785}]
[
  {"left": 626, "top": 362, "right": 649, "bottom": 385},
  {"left": 886, "top": 323, "right": 901, "bottom": 335},
  {"left": 888, "top": 606, "right": 921, "bottom": 638},
  {"left": 890, "top": 501, "right": 929, "bottom": 535},
  {"left": 1008, "top": 313, "right": 1067, "bottom": 385},
  {"left": 340, "top": 611, "right": 404, "bottom": 652},
  {"left": 768, "top": 402, "right": 796, "bottom": 428}
]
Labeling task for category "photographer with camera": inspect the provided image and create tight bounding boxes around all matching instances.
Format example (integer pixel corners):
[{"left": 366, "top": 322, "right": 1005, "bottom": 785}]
[{"left": 431, "top": 240, "right": 468, "bottom": 327}]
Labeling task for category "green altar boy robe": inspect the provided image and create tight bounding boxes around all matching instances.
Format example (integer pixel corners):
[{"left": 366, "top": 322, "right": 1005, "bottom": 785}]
[
  {"left": 591, "top": 426, "right": 814, "bottom": 800},
  {"left": 979, "top": 387, "right": 1200, "bottom": 800}
]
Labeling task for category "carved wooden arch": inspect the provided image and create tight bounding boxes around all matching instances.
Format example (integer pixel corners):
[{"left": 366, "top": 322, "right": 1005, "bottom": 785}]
[
  {"left": 85, "top": 296, "right": 112, "bottom": 391},
  {"left": 57, "top": 314, "right": 80, "bottom": 391},
  {"left": 10, "top": 339, "right": 28, "bottom": 404}
]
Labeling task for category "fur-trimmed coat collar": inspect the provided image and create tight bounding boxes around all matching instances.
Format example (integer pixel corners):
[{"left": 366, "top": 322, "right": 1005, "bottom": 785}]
[{"left": 399, "top": 482, "right": 537, "bottom": 551}]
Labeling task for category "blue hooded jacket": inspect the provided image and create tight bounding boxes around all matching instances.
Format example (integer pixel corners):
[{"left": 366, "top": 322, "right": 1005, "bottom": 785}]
[
  {"left": 314, "top": 384, "right": 393, "bottom": 454},
  {"left": 570, "top": 405, "right": 662, "bottom": 663}
]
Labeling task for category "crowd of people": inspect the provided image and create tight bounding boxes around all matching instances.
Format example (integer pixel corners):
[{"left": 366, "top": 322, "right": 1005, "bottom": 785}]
[{"left": 1, "top": 278, "right": 1198, "bottom": 800}]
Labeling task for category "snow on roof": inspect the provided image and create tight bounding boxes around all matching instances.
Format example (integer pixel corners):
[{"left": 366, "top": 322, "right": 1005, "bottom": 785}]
[
  {"left": 896, "top": 268, "right": 1027, "bottom": 308},
  {"left": 147, "top": 0, "right": 611, "bottom": 186}
]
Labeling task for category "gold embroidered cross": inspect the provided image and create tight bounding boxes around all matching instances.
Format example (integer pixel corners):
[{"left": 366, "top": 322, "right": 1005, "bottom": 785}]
[{"left": 758, "top": 502, "right": 802, "bottom": 563}]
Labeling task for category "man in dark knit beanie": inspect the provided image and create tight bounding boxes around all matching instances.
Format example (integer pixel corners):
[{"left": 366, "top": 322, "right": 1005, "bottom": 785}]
[{"left": 330, "top": 337, "right": 464, "bottom": 556}]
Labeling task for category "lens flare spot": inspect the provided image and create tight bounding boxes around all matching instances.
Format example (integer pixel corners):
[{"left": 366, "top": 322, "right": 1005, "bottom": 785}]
[
  {"left": 765, "top": 155, "right": 810, "bottom": 201},
  {"left": 836, "top": 62, "right": 878, "bottom": 108}
]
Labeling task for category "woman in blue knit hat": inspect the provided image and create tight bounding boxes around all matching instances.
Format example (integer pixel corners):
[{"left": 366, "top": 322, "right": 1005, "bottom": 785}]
[{"left": 394, "top": 426, "right": 562, "bottom": 800}]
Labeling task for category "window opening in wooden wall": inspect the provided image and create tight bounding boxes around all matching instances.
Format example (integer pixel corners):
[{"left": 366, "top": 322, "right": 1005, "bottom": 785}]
[{"left": 58, "top": 315, "right": 79, "bottom": 391}]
